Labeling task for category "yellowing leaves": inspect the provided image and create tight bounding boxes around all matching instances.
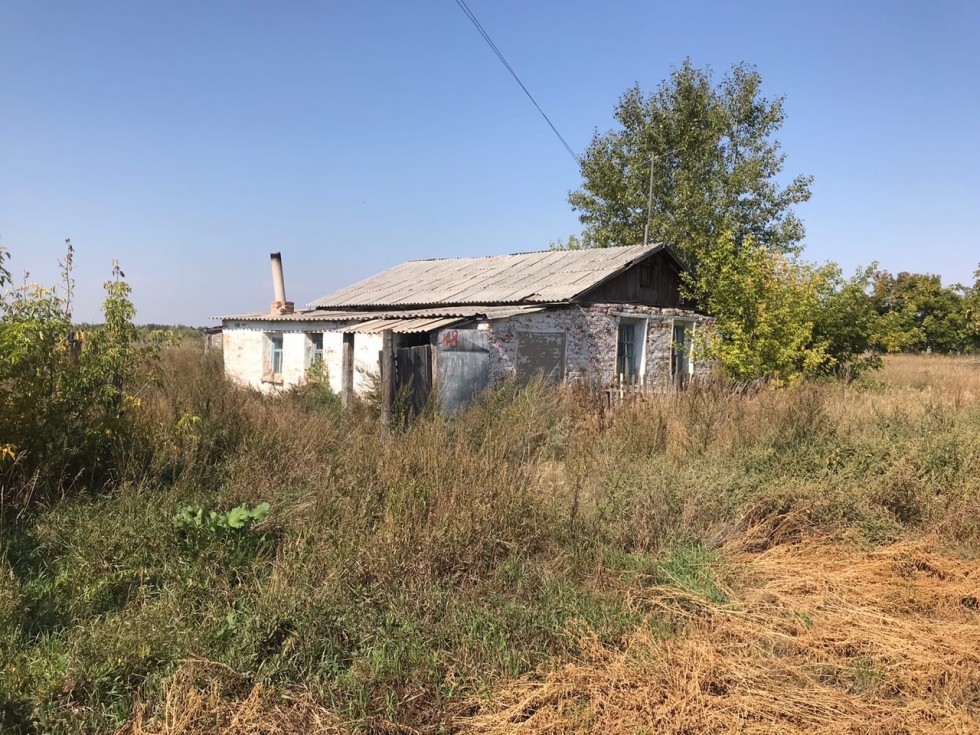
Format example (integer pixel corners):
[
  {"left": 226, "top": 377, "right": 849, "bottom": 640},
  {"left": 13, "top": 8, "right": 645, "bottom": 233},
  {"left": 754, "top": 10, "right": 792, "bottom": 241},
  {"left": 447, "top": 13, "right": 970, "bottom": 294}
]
[{"left": 693, "top": 232, "right": 832, "bottom": 384}]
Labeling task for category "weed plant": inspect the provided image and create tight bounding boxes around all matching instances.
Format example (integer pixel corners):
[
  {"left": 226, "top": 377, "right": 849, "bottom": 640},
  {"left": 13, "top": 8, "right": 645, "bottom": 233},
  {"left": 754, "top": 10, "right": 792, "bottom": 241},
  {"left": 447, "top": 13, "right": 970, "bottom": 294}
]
[{"left": 1, "top": 351, "right": 978, "bottom": 733}]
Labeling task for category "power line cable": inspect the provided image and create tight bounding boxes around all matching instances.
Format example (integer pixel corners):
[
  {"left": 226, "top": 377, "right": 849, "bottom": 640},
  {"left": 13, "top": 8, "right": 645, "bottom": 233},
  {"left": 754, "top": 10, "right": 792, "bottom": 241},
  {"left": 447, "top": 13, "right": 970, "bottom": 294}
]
[{"left": 452, "top": 0, "right": 581, "bottom": 165}]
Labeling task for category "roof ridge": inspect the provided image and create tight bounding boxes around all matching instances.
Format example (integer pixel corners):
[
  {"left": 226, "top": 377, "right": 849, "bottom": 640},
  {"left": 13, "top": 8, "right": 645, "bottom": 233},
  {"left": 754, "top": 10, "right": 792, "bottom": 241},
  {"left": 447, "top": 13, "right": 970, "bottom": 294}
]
[
  {"left": 406, "top": 254, "right": 500, "bottom": 263},
  {"left": 405, "top": 242, "right": 658, "bottom": 263}
]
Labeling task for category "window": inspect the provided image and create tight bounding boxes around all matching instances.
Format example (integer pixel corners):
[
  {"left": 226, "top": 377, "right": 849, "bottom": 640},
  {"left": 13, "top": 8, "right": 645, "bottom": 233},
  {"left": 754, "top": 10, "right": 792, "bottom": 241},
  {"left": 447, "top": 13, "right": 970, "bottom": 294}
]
[
  {"left": 309, "top": 333, "right": 324, "bottom": 366},
  {"left": 269, "top": 334, "right": 284, "bottom": 376},
  {"left": 671, "top": 321, "right": 694, "bottom": 387},
  {"left": 616, "top": 319, "right": 645, "bottom": 384},
  {"left": 617, "top": 323, "right": 636, "bottom": 379}
]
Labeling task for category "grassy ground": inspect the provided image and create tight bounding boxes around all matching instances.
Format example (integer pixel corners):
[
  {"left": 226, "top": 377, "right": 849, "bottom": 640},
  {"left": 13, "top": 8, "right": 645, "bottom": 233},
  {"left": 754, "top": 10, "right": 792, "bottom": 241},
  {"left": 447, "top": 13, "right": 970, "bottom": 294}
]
[{"left": 1, "top": 353, "right": 979, "bottom": 733}]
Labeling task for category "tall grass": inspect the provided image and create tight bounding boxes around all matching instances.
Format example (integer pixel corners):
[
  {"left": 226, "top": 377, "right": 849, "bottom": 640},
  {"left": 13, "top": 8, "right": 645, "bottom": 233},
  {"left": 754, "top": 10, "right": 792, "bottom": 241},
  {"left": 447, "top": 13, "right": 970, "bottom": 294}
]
[{"left": 1, "top": 350, "right": 978, "bottom": 733}]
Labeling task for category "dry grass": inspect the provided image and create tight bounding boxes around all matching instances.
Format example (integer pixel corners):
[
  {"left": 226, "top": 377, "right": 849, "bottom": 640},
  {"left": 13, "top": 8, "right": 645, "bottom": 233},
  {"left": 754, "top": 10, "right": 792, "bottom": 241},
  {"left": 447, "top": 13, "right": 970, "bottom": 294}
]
[
  {"left": 878, "top": 354, "right": 980, "bottom": 399},
  {"left": 460, "top": 534, "right": 980, "bottom": 734},
  {"left": 119, "top": 661, "right": 345, "bottom": 735},
  {"left": 103, "top": 355, "right": 980, "bottom": 734},
  {"left": 6, "top": 353, "right": 980, "bottom": 734},
  {"left": 115, "top": 535, "right": 980, "bottom": 735}
]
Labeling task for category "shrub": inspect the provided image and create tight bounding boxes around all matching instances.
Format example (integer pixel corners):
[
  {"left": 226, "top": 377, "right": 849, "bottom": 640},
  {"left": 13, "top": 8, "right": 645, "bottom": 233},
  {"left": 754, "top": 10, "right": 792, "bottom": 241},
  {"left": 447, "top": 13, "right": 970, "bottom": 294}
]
[
  {"left": 0, "top": 244, "right": 157, "bottom": 510},
  {"left": 690, "top": 232, "right": 884, "bottom": 383}
]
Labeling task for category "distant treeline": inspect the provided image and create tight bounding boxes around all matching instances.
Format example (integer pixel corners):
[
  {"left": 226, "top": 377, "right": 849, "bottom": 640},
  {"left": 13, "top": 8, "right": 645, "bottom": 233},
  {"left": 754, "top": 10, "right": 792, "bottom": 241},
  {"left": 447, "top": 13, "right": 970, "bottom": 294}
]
[
  {"left": 74, "top": 323, "right": 210, "bottom": 343},
  {"left": 867, "top": 269, "right": 979, "bottom": 354}
]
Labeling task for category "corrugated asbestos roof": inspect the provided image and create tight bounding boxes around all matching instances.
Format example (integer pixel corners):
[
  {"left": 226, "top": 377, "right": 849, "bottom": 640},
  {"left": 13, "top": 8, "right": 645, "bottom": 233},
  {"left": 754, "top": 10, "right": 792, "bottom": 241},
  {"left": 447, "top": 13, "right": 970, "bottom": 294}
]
[
  {"left": 217, "top": 305, "right": 548, "bottom": 323},
  {"left": 340, "top": 317, "right": 464, "bottom": 334},
  {"left": 308, "top": 243, "right": 665, "bottom": 309},
  {"left": 215, "top": 309, "right": 371, "bottom": 322}
]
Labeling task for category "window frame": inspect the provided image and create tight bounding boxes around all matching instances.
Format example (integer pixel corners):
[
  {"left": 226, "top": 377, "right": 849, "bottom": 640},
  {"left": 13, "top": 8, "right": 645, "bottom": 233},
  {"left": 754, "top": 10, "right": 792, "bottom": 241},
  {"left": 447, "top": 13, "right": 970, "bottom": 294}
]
[
  {"left": 308, "top": 332, "right": 324, "bottom": 367},
  {"left": 615, "top": 317, "right": 647, "bottom": 385},
  {"left": 670, "top": 319, "right": 695, "bottom": 386},
  {"left": 265, "top": 332, "right": 284, "bottom": 382}
]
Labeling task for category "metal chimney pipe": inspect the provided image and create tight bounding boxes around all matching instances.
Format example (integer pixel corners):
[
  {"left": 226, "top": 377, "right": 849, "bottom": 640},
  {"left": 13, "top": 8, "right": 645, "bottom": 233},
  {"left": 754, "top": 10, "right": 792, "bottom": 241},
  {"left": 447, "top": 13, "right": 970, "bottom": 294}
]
[{"left": 269, "top": 252, "right": 294, "bottom": 314}]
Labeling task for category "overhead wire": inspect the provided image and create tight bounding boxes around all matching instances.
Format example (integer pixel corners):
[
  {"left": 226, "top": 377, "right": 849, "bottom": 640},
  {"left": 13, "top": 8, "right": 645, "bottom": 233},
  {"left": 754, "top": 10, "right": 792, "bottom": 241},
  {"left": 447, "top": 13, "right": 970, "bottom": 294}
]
[{"left": 452, "top": 0, "right": 581, "bottom": 165}]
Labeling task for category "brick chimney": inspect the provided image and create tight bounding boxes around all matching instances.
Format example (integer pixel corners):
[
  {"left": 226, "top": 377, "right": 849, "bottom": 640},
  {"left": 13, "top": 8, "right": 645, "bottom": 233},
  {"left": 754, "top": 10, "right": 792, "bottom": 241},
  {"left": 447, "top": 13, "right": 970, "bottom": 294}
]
[{"left": 269, "top": 252, "right": 294, "bottom": 315}]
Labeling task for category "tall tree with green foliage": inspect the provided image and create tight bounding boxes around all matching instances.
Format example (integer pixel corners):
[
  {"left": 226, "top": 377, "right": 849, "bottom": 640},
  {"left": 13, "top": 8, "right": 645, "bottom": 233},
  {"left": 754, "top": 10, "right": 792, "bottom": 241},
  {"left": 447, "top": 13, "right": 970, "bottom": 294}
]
[{"left": 569, "top": 60, "right": 812, "bottom": 270}]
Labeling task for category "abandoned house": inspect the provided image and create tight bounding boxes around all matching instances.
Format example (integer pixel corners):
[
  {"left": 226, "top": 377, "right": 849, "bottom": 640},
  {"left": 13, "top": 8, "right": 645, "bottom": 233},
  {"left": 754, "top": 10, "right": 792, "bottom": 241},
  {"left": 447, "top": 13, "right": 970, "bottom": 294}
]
[{"left": 218, "top": 244, "right": 709, "bottom": 411}]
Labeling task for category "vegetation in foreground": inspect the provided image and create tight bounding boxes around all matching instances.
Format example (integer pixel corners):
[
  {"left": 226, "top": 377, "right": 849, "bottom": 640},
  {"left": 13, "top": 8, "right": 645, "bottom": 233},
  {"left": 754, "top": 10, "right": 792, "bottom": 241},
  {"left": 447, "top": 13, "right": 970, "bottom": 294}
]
[
  {"left": 0, "top": 236, "right": 977, "bottom": 734},
  {"left": 1, "top": 350, "right": 979, "bottom": 734}
]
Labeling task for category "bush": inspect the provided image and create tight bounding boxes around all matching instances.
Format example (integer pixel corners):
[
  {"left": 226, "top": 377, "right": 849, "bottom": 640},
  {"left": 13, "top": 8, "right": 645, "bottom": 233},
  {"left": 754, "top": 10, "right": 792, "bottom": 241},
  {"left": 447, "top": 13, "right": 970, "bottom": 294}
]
[
  {"left": 690, "top": 232, "right": 884, "bottom": 383},
  {"left": 0, "top": 244, "right": 157, "bottom": 510}
]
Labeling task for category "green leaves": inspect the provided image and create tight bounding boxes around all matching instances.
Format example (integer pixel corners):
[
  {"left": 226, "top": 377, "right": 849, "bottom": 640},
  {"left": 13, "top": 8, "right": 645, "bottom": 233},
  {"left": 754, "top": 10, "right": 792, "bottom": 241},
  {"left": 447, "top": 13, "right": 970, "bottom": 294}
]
[
  {"left": 172, "top": 502, "right": 274, "bottom": 576},
  {"left": 226, "top": 502, "right": 270, "bottom": 529},
  {"left": 868, "top": 271, "right": 979, "bottom": 354},
  {"left": 569, "top": 60, "right": 812, "bottom": 272},
  {"left": 693, "top": 233, "right": 837, "bottom": 384},
  {"left": 690, "top": 234, "right": 897, "bottom": 383},
  {"left": 173, "top": 502, "right": 271, "bottom": 535},
  {"left": 0, "top": 243, "right": 157, "bottom": 507}
]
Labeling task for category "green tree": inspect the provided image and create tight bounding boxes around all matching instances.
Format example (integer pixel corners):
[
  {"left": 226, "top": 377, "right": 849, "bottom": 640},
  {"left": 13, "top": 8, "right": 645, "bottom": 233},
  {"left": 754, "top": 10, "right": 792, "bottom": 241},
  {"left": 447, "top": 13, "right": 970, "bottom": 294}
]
[
  {"left": 691, "top": 233, "right": 828, "bottom": 384},
  {"left": 869, "top": 271, "right": 975, "bottom": 353},
  {"left": 569, "top": 60, "right": 812, "bottom": 270},
  {"left": 965, "top": 265, "right": 980, "bottom": 343},
  {"left": 691, "top": 234, "right": 884, "bottom": 383},
  {"left": 810, "top": 264, "right": 883, "bottom": 379}
]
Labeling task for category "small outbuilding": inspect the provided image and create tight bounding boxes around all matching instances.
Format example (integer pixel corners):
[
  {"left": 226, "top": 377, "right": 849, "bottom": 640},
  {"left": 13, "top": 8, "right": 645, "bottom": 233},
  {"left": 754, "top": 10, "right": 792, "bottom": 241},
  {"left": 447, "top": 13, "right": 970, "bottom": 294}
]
[{"left": 219, "top": 244, "right": 709, "bottom": 411}]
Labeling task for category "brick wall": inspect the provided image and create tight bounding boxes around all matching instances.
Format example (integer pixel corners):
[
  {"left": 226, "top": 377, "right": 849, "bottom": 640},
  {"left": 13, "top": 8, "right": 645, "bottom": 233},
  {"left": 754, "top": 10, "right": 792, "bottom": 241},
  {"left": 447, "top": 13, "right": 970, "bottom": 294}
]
[
  {"left": 481, "top": 304, "right": 708, "bottom": 389},
  {"left": 221, "top": 320, "right": 380, "bottom": 395},
  {"left": 223, "top": 303, "right": 709, "bottom": 399}
]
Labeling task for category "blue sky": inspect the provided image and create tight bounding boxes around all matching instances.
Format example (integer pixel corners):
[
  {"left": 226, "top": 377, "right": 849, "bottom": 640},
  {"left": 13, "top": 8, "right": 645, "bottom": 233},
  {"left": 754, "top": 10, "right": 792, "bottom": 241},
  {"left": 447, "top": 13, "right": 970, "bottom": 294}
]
[{"left": 2, "top": 1, "right": 978, "bottom": 325}]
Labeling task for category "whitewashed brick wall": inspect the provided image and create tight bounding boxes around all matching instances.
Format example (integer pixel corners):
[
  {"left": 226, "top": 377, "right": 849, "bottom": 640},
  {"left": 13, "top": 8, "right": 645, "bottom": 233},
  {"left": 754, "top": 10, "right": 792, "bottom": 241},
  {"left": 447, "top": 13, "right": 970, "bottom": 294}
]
[
  {"left": 222, "top": 303, "right": 708, "bottom": 399},
  {"left": 221, "top": 319, "right": 380, "bottom": 395}
]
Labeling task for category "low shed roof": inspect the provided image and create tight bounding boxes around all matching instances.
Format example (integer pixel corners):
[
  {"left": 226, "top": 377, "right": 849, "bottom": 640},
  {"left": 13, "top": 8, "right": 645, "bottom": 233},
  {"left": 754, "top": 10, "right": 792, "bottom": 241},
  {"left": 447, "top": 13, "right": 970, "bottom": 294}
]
[
  {"left": 217, "top": 304, "right": 547, "bottom": 324},
  {"left": 338, "top": 316, "right": 464, "bottom": 334}
]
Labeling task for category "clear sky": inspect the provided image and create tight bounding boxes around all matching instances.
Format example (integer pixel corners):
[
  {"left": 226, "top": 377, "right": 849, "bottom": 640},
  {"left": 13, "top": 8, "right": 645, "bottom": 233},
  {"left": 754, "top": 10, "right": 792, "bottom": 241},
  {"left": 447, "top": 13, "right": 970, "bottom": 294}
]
[{"left": 2, "top": 1, "right": 978, "bottom": 325}]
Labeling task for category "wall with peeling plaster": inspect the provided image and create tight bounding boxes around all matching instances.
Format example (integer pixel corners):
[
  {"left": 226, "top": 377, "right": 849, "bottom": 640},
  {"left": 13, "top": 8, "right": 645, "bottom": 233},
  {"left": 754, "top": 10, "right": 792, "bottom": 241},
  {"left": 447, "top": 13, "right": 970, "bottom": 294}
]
[
  {"left": 459, "top": 303, "right": 709, "bottom": 390},
  {"left": 222, "top": 302, "right": 707, "bottom": 402},
  {"left": 221, "top": 320, "right": 380, "bottom": 395}
]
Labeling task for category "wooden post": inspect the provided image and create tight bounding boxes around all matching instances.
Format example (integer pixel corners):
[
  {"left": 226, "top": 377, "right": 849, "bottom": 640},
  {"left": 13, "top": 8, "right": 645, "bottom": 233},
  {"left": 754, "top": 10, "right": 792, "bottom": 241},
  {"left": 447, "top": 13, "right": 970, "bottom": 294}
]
[
  {"left": 381, "top": 329, "right": 395, "bottom": 431},
  {"left": 341, "top": 331, "right": 355, "bottom": 408}
]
